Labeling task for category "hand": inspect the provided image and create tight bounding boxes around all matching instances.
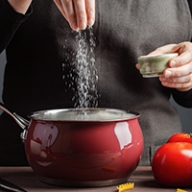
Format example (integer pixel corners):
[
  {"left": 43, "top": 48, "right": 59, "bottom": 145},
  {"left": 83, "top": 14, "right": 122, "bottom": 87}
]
[
  {"left": 53, "top": 0, "right": 95, "bottom": 31},
  {"left": 138, "top": 42, "right": 192, "bottom": 92}
]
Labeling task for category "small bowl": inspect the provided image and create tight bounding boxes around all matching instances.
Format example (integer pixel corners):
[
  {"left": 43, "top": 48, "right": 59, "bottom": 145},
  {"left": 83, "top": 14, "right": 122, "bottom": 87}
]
[{"left": 138, "top": 53, "right": 178, "bottom": 78}]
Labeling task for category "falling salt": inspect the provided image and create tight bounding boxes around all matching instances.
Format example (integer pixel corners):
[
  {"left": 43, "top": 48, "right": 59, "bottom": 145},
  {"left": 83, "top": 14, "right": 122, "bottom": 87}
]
[{"left": 62, "top": 27, "right": 98, "bottom": 108}]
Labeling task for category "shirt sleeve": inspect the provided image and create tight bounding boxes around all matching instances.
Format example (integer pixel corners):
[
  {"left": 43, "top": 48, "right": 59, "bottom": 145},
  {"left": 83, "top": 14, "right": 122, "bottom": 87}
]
[
  {"left": 187, "top": 0, "right": 192, "bottom": 16},
  {"left": 171, "top": 1, "right": 192, "bottom": 107},
  {"left": 0, "top": 0, "right": 32, "bottom": 53},
  {"left": 171, "top": 88, "right": 192, "bottom": 108}
]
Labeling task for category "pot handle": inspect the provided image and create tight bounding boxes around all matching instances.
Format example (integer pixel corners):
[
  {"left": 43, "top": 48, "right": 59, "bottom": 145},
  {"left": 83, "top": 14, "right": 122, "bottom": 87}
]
[{"left": 0, "top": 102, "right": 29, "bottom": 142}]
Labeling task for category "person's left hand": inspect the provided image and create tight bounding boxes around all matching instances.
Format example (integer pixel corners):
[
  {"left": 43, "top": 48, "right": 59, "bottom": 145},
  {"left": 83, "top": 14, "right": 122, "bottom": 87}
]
[
  {"left": 138, "top": 42, "right": 192, "bottom": 92},
  {"left": 53, "top": 0, "right": 95, "bottom": 31}
]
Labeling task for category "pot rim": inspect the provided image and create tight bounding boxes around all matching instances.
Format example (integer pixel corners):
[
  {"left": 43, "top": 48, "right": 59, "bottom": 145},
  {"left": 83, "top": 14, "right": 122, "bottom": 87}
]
[{"left": 29, "top": 108, "right": 140, "bottom": 122}]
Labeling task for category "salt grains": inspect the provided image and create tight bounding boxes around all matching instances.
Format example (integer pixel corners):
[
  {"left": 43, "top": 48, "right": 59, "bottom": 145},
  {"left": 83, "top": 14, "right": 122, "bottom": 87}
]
[{"left": 62, "top": 27, "right": 98, "bottom": 108}]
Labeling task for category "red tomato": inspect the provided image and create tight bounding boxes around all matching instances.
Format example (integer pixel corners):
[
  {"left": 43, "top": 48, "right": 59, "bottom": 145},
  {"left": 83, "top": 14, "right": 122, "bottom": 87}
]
[
  {"left": 152, "top": 142, "right": 192, "bottom": 187},
  {"left": 167, "top": 132, "right": 192, "bottom": 143}
]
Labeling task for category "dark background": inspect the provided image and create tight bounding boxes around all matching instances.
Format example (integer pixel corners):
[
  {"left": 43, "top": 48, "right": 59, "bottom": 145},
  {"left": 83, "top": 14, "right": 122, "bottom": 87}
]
[{"left": 0, "top": 51, "right": 192, "bottom": 132}]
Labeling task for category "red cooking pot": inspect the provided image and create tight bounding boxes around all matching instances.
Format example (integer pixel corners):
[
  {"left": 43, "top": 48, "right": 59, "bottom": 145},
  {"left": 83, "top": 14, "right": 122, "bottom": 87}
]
[{"left": 0, "top": 105, "right": 144, "bottom": 187}]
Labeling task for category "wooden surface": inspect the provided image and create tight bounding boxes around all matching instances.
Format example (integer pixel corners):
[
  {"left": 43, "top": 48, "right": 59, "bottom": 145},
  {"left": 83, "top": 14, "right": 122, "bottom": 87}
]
[{"left": 0, "top": 166, "right": 190, "bottom": 192}]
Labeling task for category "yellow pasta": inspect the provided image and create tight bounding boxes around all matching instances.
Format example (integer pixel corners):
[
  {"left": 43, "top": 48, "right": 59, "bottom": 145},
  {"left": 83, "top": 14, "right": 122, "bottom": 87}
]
[
  {"left": 116, "top": 182, "right": 134, "bottom": 192},
  {"left": 176, "top": 189, "right": 187, "bottom": 192}
]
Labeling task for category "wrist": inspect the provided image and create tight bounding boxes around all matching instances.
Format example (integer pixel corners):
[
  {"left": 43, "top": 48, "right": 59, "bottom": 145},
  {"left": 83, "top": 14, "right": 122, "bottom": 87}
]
[{"left": 7, "top": 0, "right": 32, "bottom": 14}]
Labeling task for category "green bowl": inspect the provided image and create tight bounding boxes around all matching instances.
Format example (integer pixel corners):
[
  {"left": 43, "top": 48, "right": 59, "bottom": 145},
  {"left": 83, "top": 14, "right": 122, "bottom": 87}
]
[{"left": 138, "top": 53, "right": 178, "bottom": 78}]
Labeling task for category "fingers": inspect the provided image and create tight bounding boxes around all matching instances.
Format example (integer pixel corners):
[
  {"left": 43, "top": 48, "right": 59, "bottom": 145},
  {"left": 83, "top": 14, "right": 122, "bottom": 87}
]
[
  {"left": 53, "top": 0, "right": 67, "bottom": 18},
  {"left": 53, "top": 0, "right": 95, "bottom": 30},
  {"left": 159, "top": 73, "right": 192, "bottom": 92},
  {"left": 165, "top": 60, "right": 192, "bottom": 78},
  {"left": 159, "top": 42, "right": 192, "bottom": 91},
  {"left": 168, "top": 43, "right": 192, "bottom": 68},
  {"left": 147, "top": 44, "right": 177, "bottom": 56},
  {"left": 86, "top": 0, "right": 95, "bottom": 27},
  {"left": 73, "top": 0, "right": 87, "bottom": 30},
  {"left": 135, "top": 64, "right": 139, "bottom": 69},
  {"left": 61, "top": 0, "right": 79, "bottom": 30},
  {"left": 140, "top": 42, "right": 192, "bottom": 92}
]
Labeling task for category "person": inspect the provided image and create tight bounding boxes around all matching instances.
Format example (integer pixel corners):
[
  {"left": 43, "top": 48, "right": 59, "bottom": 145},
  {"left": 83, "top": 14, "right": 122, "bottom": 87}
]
[{"left": 0, "top": 0, "right": 192, "bottom": 166}]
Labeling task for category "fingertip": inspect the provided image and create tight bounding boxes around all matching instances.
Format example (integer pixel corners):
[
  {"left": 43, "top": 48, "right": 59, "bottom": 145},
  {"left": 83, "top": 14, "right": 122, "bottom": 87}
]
[
  {"left": 71, "top": 23, "right": 79, "bottom": 31},
  {"left": 169, "top": 60, "right": 176, "bottom": 67},
  {"left": 87, "top": 18, "right": 94, "bottom": 27},
  {"left": 164, "top": 70, "right": 172, "bottom": 78},
  {"left": 135, "top": 64, "right": 140, "bottom": 69},
  {"left": 79, "top": 22, "right": 87, "bottom": 30}
]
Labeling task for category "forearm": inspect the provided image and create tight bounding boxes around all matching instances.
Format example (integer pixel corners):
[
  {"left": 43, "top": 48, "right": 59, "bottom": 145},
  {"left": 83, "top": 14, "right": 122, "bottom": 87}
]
[{"left": 7, "top": 0, "right": 32, "bottom": 14}]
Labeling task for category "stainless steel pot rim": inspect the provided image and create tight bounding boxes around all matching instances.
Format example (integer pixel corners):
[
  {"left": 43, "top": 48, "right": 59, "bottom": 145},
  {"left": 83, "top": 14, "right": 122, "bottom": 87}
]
[{"left": 29, "top": 108, "right": 140, "bottom": 122}]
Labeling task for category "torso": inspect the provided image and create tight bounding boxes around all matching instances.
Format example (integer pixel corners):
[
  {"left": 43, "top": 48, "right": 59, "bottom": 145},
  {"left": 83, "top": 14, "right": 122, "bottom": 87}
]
[{"left": 2, "top": 0, "right": 192, "bottom": 165}]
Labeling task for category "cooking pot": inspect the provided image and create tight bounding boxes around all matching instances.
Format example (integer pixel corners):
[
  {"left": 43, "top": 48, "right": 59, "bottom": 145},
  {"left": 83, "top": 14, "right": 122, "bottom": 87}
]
[{"left": 0, "top": 104, "right": 144, "bottom": 187}]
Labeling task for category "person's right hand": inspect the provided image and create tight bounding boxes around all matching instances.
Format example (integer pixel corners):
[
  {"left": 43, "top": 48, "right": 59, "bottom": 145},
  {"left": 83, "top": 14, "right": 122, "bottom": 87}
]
[{"left": 53, "top": 0, "right": 95, "bottom": 31}]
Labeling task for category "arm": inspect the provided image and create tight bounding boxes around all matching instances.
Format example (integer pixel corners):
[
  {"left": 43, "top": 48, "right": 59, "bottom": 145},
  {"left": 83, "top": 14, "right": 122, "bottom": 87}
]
[{"left": 0, "top": 0, "right": 32, "bottom": 53}]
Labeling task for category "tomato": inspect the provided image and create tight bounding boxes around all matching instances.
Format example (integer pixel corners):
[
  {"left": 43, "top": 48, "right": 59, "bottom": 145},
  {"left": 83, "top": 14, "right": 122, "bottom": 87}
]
[
  {"left": 167, "top": 132, "right": 192, "bottom": 143},
  {"left": 152, "top": 142, "right": 192, "bottom": 187}
]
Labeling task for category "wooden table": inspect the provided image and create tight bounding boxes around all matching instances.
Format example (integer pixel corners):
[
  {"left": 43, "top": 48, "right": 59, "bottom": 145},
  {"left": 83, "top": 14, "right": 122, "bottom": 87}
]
[{"left": 0, "top": 166, "right": 191, "bottom": 192}]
